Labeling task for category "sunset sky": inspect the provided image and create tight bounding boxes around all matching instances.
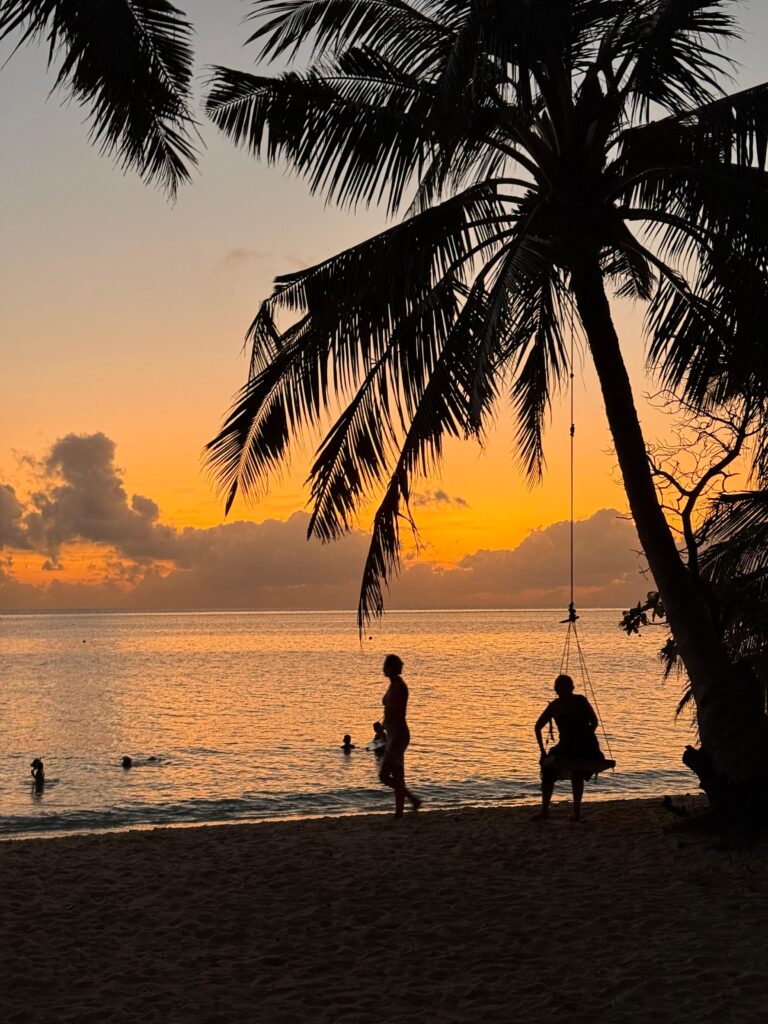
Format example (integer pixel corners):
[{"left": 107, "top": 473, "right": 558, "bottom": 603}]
[{"left": 1, "top": 0, "right": 767, "bottom": 611}]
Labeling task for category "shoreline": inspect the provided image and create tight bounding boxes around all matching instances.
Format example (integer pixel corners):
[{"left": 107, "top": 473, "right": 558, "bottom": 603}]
[
  {"left": 0, "top": 787, "right": 695, "bottom": 844},
  {"left": 4, "top": 796, "right": 766, "bottom": 1023}
]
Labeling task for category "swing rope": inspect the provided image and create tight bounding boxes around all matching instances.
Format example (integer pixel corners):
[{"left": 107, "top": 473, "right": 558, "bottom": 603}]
[{"left": 559, "top": 296, "right": 615, "bottom": 768}]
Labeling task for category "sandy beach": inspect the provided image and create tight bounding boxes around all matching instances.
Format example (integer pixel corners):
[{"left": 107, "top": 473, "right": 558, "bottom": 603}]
[{"left": 2, "top": 797, "right": 767, "bottom": 1023}]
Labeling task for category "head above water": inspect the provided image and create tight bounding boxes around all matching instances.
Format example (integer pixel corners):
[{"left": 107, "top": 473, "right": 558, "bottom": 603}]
[
  {"left": 554, "top": 674, "right": 575, "bottom": 696},
  {"left": 121, "top": 756, "right": 132, "bottom": 769},
  {"left": 343, "top": 734, "right": 351, "bottom": 744},
  {"left": 30, "top": 758, "right": 44, "bottom": 776},
  {"left": 383, "top": 654, "right": 403, "bottom": 678}
]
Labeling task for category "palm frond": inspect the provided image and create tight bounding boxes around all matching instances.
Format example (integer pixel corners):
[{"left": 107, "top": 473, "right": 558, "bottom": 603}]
[
  {"left": 646, "top": 239, "right": 768, "bottom": 407},
  {"left": 506, "top": 258, "right": 570, "bottom": 480},
  {"left": 205, "top": 58, "right": 436, "bottom": 213},
  {"left": 205, "top": 313, "right": 312, "bottom": 513},
  {"left": 255, "top": 183, "right": 513, "bottom": 365},
  {"left": 207, "top": 0, "right": 594, "bottom": 215},
  {"left": 207, "top": 184, "right": 512, "bottom": 513},
  {"left": 617, "top": 0, "right": 736, "bottom": 117},
  {"left": 703, "top": 491, "right": 768, "bottom": 579},
  {"left": 674, "top": 79, "right": 768, "bottom": 169},
  {"left": 698, "top": 489, "right": 768, "bottom": 665},
  {"left": 357, "top": 269, "right": 508, "bottom": 628},
  {"left": 600, "top": 222, "right": 656, "bottom": 300},
  {"left": 0, "top": 0, "right": 198, "bottom": 196},
  {"left": 307, "top": 277, "right": 464, "bottom": 542},
  {"left": 246, "top": 0, "right": 451, "bottom": 68}
]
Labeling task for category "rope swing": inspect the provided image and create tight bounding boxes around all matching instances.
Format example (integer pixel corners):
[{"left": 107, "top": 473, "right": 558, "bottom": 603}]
[{"left": 558, "top": 299, "right": 615, "bottom": 769}]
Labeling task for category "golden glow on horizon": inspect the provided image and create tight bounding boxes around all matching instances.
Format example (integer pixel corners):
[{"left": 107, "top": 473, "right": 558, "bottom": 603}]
[{"left": 1, "top": 295, "right": 670, "bottom": 592}]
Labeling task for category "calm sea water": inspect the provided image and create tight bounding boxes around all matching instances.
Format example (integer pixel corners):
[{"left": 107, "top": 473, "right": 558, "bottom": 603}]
[{"left": 0, "top": 609, "right": 696, "bottom": 838}]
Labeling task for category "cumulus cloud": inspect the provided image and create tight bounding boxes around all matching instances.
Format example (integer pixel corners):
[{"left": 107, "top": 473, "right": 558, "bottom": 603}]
[
  {"left": 0, "top": 484, "right": 28, "bottom": 549},
  {"left": 0, "top": 433, "right": 647, "bottom": 611},
  {"left": 21, "top": 433, "right": 178, "bottom": 562},
  {"left": 392, "top": 510, "right": 644, "bottom": 609},
  {"left": 126, "top": 515, "right": 371, "bottom": 610}
]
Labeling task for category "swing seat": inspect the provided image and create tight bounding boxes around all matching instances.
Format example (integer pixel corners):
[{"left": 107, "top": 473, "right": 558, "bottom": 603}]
[{"left": 541, "top": 752, "right": 615, "bottom": 781}]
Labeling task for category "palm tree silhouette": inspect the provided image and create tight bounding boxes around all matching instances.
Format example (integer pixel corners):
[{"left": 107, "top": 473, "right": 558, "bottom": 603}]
[
  {"left": 0, "top": 0, "right": 198, "bottom": 197},
  {"left": 204, "top": 0, "right": 768, "bottom": 810}
]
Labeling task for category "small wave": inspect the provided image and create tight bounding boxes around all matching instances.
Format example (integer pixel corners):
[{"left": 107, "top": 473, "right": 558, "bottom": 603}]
[
  {"left": 0, "top": 766, "right": 696, "bottom": 841},
  {"left": 0, "top": 780, "right": 523, "bottom": 839}
]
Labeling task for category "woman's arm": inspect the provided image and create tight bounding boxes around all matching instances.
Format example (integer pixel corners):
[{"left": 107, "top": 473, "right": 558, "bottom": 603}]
[
  {"left": 583, "top": 698, "right": 598, "bottom": 732},
  {"left": 534, "top": 705, "right": 553, "bottom": 756}
]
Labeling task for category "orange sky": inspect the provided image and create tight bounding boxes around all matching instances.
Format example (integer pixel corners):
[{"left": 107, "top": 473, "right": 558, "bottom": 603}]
[{"left": 1, "top": 1, "right": 766, "bottom": 604}]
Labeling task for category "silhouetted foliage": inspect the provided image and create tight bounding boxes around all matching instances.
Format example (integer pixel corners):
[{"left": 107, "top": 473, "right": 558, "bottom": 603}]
[{"left": 0, "top": 0, "right": 198, "bottom": 196}]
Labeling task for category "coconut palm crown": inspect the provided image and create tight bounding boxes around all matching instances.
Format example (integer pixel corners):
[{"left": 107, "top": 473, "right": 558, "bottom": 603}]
[
  {"left": 0, "top": 0, "right": 198, "bottom": 196},
  {"left": 205, "top": 0, "right": 768, "bottom": 637}
]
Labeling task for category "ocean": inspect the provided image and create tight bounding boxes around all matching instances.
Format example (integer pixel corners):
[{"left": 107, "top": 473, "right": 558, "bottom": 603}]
[{"left": 0, "top": 609, "right": 696, "bottom": 838}]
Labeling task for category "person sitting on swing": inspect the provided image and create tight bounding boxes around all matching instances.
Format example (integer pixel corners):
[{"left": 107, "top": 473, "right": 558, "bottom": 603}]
[{"left": 533, "top": 673, "right": 614, "bottom": 821}]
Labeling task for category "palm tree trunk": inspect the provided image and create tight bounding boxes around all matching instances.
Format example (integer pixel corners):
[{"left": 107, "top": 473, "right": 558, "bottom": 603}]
[{"left": 571, "top": 260, "right": 768, "bottom": 812}]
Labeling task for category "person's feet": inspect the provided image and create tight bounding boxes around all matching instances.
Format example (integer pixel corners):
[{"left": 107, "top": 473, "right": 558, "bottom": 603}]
[{"left": 411, "top": 795, "right": 423, "bottom": 811}]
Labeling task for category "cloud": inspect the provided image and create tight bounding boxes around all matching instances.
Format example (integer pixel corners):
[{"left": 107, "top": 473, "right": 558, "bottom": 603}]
[
  {"left": 218, "top": 248, "right": 308, "bottom": 273},
  {"left": 126, "top": 515, "right": 371, "bottom": 610},
  {"left": 0, "top": 484, "right": 28, "bottom": 548},
  {"left": 391, "top": 510, "right": 644, "bottom": 609},
  {"left": 218, "top": 247, "right": 270, "bottom": 270},
  {"left": 21, "top": 433, "right": 178, "bottom": 562},
  {"left": 0, "top": 433, "right": 648, "bottom": 611},
  {"left": 412, "top": 489, "right": 470, "bottom": 509}
]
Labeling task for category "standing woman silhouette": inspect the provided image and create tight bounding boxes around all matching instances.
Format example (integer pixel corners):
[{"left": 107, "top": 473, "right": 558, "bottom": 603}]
[{"left": 379, "top": 654, "right": 421, "bottom": 818}]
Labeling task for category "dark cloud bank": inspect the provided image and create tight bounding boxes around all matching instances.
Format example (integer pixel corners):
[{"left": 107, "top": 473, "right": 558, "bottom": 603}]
[{"left": 0, "top": 433, "right": 647, "bottom": 611}]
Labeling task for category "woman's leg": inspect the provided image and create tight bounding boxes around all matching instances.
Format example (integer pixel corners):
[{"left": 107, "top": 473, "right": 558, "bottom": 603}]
[
  {"left": 403, "top": 784, "right": 421, "bottom": 809},
  {"left": 570, "top": 776, "right": 585, "bottom": 820},
  {"left": 379, "top": 756, "right": 396, "bottom": 788},
  {"left": 392, "top": 763, "right": 406, "bottom": 817}
]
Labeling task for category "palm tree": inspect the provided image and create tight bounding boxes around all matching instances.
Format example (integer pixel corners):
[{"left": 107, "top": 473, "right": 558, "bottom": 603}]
[
  {"left": 0, "top": 0, "right": 198, "bottom": 196},
  {"left": 204, "top": 0, "right": 768, "bottom": 811}
]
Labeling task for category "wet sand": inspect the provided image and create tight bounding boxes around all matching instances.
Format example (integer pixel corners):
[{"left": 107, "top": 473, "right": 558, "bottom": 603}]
[{"left": 2, "top": 797, "right": 767, "bottom": 1023}]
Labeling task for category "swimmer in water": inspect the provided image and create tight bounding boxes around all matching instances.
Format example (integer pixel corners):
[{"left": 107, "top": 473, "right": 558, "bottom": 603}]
[
  {"left": 341, "top": 734, "right": 356, "bottom": 753},
  {"left": 122, "top": 755, "right": 161, "bottom": 768},
  {"left": 367, "top": 721, "right": 387, "bottom": 755},
  {"left": 30, "top": 758, "right": 45, "bottom": 791}
]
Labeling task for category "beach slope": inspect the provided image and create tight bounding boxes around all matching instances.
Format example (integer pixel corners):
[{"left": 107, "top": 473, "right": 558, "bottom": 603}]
[{"left": 2, "top": 799, "right": 766, "bottom": 1023}]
